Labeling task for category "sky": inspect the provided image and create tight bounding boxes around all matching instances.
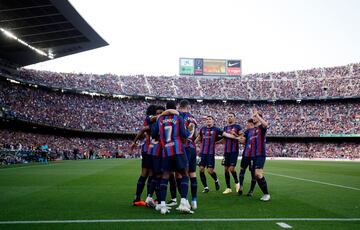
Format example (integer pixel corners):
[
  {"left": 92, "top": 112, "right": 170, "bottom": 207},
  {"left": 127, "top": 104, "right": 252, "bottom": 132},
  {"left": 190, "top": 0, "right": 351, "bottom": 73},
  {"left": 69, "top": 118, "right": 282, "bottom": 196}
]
[{"left": 28, "top": 0, "right": 360, "bottom": 75}]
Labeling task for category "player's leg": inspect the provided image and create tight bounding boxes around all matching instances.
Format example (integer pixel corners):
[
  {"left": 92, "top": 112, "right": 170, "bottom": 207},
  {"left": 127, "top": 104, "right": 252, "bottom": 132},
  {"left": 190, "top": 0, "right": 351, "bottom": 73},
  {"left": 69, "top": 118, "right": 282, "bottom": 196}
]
[
  {"left": 238, "top": 157, "right": 249, "bottom": 195},
  {"left": 229, "top": 152, "right": 240, "bottom": 192},
  {"left": 223, "top": 153, "right": 231, "bottom": 194},
  {"left": 254, "top": 157, "right": 270, "bottom": 201},
  {"left": 145, "top": 156, "right": 161, "bottom": 208},
  {"left": 207, "top": 154, "right": 220, "bottom": 191},
  {"left": 175, "top": 172, "right": 182, "bottom": 195},
  {"left": 175, "top": 154, "right": 193, "bottom": 213},
  {"left": 146, "top": 169, "right": 154, "bottom": 198},
  {"left": 167, "top": 172, "right": 178, "bottom": 206},
  {"left": 247, "top": 163, "right": 256, "bottom": 196},
  {"left": 188, "top": 147, "right": 198, "bottom": 209},
  {"left": 199, "top": 154, "right": 209, "bottom": 192},
  {"left": 133, "top": 153, "right": 150, "bottom": 206},
  {"left": 157, "top": 156, "right": 174, "bottom": 214},
  {"left": 134, "top": 167, "right": 149, "bottom": 206}
]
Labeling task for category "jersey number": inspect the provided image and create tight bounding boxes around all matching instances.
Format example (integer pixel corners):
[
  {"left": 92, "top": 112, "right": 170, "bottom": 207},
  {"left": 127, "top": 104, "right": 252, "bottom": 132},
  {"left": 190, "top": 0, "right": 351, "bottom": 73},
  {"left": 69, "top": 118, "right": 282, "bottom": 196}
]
[{"left": 164, "top": 126, "right": 173, "bottom": 142}]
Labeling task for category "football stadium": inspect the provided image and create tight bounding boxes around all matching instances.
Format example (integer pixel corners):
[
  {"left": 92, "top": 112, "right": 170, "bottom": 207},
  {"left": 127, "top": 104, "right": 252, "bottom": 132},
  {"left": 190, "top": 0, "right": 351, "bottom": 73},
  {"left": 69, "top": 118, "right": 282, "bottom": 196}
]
[{"left": 0, "top": 0, "right": 359, "bottom": 229}]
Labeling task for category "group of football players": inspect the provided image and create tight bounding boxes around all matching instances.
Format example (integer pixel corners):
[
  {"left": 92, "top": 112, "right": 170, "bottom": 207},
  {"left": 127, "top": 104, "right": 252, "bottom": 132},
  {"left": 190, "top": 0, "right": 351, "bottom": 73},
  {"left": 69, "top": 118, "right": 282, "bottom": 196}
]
[{"left": 130, "top": 100, "right": 270, "bottom": 215}]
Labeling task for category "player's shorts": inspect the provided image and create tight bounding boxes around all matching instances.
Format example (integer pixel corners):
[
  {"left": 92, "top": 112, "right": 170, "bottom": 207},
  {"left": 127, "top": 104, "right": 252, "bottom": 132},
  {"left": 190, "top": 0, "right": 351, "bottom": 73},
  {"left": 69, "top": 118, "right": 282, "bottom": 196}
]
[
  {"left": 254, "top": 156, "right": 266, "bottom": 169},
  {"left": 199, "top": 154, "right": 215, "bottom": 168},
  {"left": 151, "top": 155, "right": 162, "bottom": 174},
  {"left": 240, "top": 157, "right": 255, "bottom": 171},
  {"left": 162, "top": 154, "right": 188, "bottom": 172},
  {"left": 41, "top": 153, "right": 47, "bottom": 158},
  {"left": 186, "top": 147, "right": 197, "bottom": 173},
  {"left": 141, "top": 152, "right": 152, "bottom": 169},
  {"left": 223, "top": 152, "right": 239, "bottom": 167}
]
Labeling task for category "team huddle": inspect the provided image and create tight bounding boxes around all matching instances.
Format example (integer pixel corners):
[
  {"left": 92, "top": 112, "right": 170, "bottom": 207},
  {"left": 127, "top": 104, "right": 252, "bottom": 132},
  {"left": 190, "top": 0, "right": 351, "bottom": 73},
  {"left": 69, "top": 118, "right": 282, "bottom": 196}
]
[{"left": 131, "top": 100, "right": 270, "bottom": 215}]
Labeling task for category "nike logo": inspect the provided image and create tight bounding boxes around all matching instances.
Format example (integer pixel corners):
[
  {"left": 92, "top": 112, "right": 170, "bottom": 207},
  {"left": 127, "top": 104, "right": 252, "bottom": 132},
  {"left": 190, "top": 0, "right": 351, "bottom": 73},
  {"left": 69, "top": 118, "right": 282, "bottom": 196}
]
[{"left": 228, "top": 62, "right": 239, "bottom": 67}]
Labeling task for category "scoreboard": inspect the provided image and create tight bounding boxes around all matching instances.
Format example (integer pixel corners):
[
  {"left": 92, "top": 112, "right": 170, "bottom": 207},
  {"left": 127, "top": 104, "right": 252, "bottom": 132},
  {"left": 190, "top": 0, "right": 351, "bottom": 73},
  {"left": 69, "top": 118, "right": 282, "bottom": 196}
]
[{"left": 179, "top": 58, "right": 241, "bottom": 76}]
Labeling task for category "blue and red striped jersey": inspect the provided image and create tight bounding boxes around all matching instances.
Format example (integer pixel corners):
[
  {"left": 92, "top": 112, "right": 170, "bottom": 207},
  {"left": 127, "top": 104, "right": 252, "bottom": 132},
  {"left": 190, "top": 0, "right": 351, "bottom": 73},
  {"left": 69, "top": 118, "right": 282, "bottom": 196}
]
[
  {"left": 152, "top": 114, "right": 190, "bottom": 157},
  {"left": 199, "top": 126, "right": 223, "bottom": 155},
  {"left": 242, "top": 128, "right": 256, "bottom": 158},
  {"left": 255, "top": 124, "right": 268, "bottom": 157},
  {"left": 148, "top": 138, "right": 162, "bottom": 157},
  {"left": 179, "top": 112, "right": 197, "bottom": 149},
  {"left": 141, "top": 115, "right": 151, "bottom": 154},
  {"left": 223, "top": 124, "right": 242, "bottom": 153}
]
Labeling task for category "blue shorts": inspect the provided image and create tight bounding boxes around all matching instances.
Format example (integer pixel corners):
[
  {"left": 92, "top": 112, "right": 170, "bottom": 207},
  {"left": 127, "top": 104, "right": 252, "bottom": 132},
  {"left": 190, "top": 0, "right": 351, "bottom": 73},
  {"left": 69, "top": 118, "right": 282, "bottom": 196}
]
[
  {"left": 162, "top": 154, "right": 188, "bottom": 172},
  {"left": 224, "top": 152, "right": 239, "bottom": 167},
  {"left": 254, "top": 156, "right": 266, "bottom": 169},
  {"left": 186, "top": 147, "right": 197, "bottom": 173},
  {"left": 199, "top": 154, "right": 215, "bottom": 168},
  {"left": 240, "top": 157, "right": 255, "bottom": 171},
  {"left": 141, "top": 152, "right": 152, "bottom": 169},
  {"left": 152, "top": 155, "right": 162, "bottom": 174}
]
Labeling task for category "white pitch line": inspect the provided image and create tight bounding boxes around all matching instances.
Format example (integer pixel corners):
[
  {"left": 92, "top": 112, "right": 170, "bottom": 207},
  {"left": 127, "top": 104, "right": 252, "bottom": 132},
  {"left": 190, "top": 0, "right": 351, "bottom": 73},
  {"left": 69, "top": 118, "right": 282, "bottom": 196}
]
[
  {"left": 276, "top": 222, "right": 292, "bottom": 228},
  {"left": 0, "top": 218, "right": 359, "bottom": 224},
  {"left": 266, "top": 172, "right": 360, "bottom": 191}
]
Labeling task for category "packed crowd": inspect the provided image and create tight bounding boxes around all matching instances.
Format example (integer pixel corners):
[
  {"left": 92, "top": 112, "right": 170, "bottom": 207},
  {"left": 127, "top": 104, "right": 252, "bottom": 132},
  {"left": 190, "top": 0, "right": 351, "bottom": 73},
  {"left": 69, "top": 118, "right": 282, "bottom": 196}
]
[
  {"left": 0, "top": 129, "right": 135, "bottom": 161},
  {"left": 1, "top": 129, "right": 358, "bottom": 161},
  {"left": 0, "top": 80, "right": 359, "bottom": 136},
  {"left": 9, "top": 63, "right": 360, "bottom": 100}
]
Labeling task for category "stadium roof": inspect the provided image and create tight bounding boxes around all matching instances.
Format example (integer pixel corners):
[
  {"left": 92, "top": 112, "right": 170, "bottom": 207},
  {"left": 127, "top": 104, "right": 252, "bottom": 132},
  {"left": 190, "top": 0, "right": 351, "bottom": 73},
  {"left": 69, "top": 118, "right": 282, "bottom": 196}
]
[{"left": 0, "top": 0, "right": 108, "bottom": 67}]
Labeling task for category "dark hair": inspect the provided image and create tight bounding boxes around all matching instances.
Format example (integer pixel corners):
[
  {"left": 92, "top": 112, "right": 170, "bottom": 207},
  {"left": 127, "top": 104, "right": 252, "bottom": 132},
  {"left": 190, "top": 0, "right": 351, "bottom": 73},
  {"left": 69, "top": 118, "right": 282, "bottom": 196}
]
[
  {"left": 179, "top": 99, "right": 190, "bottom": 108},
  {"left": 207, "top": 115, "right": 214, "bottom": 120},
  {"left": 166, "top": 101, "right": 177, "bottom": 110},
  {"left": 228, "top": 112, "right": 236, "bottom": 117},
  {"left": 146, "top": 104, "right": 157, "bottom": 116},
  {"left": 247, "top": 118, "right": 254, "bottom": 123},
  {"left": 156, "top": 105, "right": 165, "bottom": 111}
]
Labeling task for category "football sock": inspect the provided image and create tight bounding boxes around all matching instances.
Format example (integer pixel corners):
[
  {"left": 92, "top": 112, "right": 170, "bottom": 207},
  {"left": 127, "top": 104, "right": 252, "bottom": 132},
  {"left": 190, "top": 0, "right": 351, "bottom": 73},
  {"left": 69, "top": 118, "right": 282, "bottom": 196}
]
[
  {"left": 210, "top": 172, "right": 218, "bottom": 182},
  {"left": 249, "top": 170, "right": 256, "bottom": 192},
  {"left": 225, "top": 171, "right": 231, "bottom": 188},
  {"left": 176, "top": 177, "right": 182, "bottom": 195},
  {"left": 146, "top": 176, "right": 153, "bottom": 196},
  {"left": 257, "top": 176, "right": 269, "bottom": 195},
  {"left": 200, "top": 171, "right": 208, "bottom": 187},
  {"left": 239, "top": 169, "right": 246, "bottom": 186},
  {"left": 180, "top": 176, "right": 189, "bottom": 199},
  {"left": 155, "top": 178, "right": 161, "bottom": 201},
  {"left": 169, "top": 174, "right": 177, "bottom": 199},
  {"left": 160, "top": 178, "right": 169, "bottom": 202},
  {"left": 148, "top": 177, "right": 157, "bottom": 197},
  {"left": 190, "top": 177, "right": 197, "bottom": 201},
  {"left": 135, "top": 176, "right": 147, "bottom": 201},
  {"left": 231, "top": 171, "right": 239, "bottom": 184}
]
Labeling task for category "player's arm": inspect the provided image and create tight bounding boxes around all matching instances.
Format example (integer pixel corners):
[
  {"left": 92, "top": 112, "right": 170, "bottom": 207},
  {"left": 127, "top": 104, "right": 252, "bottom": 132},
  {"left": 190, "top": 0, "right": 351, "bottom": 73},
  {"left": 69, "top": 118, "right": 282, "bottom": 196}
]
[
  {"left": 194, "top": 128, "right": 203, "bottom": 144},
  {"left": 239, "top": 130, "right": 248, "bottom": 145},
  {"left": 130, "top": 128, "right": 148, "bottom": 151},
  {"left": 253, "top": 108, "right": 269, "bottom": 128},
  {"left": 161, "top": 109, "right": 179, "bottom": 116},
  {"left": 216, "top": 138, "right": 224, "bottom": 144},
  {"left": 222, "top": 131, "right": 241, "bottom": 140}
]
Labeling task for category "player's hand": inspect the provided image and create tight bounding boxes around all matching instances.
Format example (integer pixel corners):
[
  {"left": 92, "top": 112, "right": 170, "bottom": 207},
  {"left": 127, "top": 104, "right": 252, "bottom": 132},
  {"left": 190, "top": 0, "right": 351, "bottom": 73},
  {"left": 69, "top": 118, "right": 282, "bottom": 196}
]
[{"left": 187, "top": 123, "right": 195, "bottom": 131}]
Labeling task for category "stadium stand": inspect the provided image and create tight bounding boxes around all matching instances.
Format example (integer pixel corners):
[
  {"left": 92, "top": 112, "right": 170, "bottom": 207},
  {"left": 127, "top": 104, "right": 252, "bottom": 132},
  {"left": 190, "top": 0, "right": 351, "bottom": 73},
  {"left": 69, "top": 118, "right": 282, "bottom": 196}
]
[
  {"left": 8, "top": 63, "right": 359, "bottom": 100},
  {"left": 0, "top": 78, "right": 359, "bottom": 136}
]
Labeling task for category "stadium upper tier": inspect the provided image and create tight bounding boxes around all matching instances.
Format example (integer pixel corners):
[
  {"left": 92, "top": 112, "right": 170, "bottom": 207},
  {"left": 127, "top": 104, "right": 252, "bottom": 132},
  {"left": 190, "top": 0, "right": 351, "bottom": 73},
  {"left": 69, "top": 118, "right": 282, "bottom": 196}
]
[
  {"left": 4, "top": 63, "right": 359, "bottom": 100},
  {"left": 0, "top": 80, "right": 359, "bottom": 136}
]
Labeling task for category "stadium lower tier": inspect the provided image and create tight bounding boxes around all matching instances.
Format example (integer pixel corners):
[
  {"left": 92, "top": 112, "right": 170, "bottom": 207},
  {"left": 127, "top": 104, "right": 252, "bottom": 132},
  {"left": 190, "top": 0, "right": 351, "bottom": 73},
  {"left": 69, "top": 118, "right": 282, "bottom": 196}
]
[
  {"left": 0, "top": 79, "right": 359, "bottom": 136},
  {"left": 0, "top": 130, "right": 359, "bottom": 162}
]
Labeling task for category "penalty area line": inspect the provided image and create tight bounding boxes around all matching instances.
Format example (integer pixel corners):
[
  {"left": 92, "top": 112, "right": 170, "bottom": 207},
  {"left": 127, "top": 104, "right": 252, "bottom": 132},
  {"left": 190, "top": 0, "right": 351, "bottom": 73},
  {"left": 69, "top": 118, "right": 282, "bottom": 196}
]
[{"left": 0, "top": 218, "right": 359, "bottom": 224}]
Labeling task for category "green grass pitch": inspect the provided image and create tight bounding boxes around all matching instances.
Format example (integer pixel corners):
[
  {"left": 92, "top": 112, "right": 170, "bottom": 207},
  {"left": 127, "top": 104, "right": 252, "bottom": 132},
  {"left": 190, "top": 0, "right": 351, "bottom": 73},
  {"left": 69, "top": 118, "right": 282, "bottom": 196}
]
[{"left": 0, "top": 159, "right": 359, "bottom": 230}]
